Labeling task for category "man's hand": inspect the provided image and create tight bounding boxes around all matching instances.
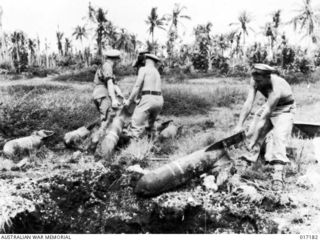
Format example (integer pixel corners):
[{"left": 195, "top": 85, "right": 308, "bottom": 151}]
[
  {"left": 123, "top": 99, "right": 130, "bottom": 107},
  {"left": 112, "top": 100, "right": 120, "bottom": 109},
  {"left": 117, "top": 93, "right": 124, "bottom": 99},
  {"left": 234, "top": 125, "right": 244, "bottom": 134}
]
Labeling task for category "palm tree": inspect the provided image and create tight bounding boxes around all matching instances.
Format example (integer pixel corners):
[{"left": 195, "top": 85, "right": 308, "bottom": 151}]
[
  {"left": 165, "top": 3, "right": 190, "bottom": 36},
  {"left": 73, "top": 25, "right": 87, "bottom": 47},
  {"left": 0, "top": 6, "right": 7, "bottom": 62},
  {"left": 56, "top": 31, "right": 64, "bottom": 56},
  {"left": 193, "top": 22, "right": 213, "bottom": 71},
  {"left": 272, "top": 10, "right": 281, "bottom": 28},
  {"left": 95, "top": 8, "right": 108, "bottom": 56},
  {"left": 145, "top": 7, "right": 166, "bottom": 46},
  {"left": 0, "top": 6, "right": 3, "bottom": 31},
  {"left": 87, "top": 4, "right": 110, "bottom": 56},
  {"left": 115, "top": 28, "right": 133, "bottom": 53},
  {"left": 230, "top": 11, "right": 254, "bottom": 46},
  {"left": 165, "top": 3, "right": 191, "bottom": 66},
  {"left": 64, "top": 38, "right": 72, "bottom": 56},
  {"left": 288, "top": 0, "right": 320, "bottom": 44},
  {"left": 105, "top": 21, "right": 118, "bottom": 48},
  {"left": 171, "top": 4, "right": 190, "bottom": 28},
  {"left": 28, "top": 38, "right": 36, "bottom": 66},
  {"left": 214, "top": 34, "right": 230, "bottom": 56},
  {"left": 130, "top": 34, "right": 139, "bottom": 53},
  {"left": 193, "top": 22, "right": 213, "bottom": 41},
  {"left": 91, "top": 8, "right": 110, "bottom": 56},
  {"left": 10, "top": 31, "right": 26, "bottom": 70}
]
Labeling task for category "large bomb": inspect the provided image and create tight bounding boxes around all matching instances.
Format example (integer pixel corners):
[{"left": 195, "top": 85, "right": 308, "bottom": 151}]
[
  {"left": 63, "top": 119, "right": 100, "bottom": 149},
  {"left": 98, "top": 102, "right": 136, "bottom": 160},
  {"left": 135, "top": 131, "right": 245, "bottom": 197},
  {"left": 3, "top": 130, "right": 54, "bottom": 160}
]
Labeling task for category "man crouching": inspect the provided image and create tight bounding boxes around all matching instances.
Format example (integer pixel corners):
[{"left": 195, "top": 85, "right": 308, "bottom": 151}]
[
  {"left": 91, "top": 49, "right": 124, "bottom": 150},
  {"left": 124, "top": 54, "right": 163, "bottom": 139},
  {"left": 235, "top": 64, "right": 295, "bottom": 191}
]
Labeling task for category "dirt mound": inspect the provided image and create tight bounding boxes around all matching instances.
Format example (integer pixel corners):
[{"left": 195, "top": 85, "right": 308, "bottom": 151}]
[{"left": 1, "top": 153, "right": 294, "bottom": 234}]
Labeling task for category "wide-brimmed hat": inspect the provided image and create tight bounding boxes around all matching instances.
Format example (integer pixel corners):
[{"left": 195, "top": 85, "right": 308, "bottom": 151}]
[
  {"left": 104, "top": 49, "right": 121, "bottom": 58},
  {"left": 145, "top": 53, "right": 160, "bottom": 62},
  {"left": 138, "top": 50, "right": 150, "bottom": 55},
  {"left": 252, "top": 63, "right": 276, "bottom": 75}
]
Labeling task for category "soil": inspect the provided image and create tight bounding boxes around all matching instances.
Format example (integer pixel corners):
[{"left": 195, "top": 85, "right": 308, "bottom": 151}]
[{"left": 1, "top": 77, "right": 320, "bottom": 234}]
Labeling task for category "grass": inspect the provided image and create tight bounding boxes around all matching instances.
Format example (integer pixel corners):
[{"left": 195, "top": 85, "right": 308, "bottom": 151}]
[
  {"left": 0, "top": 83, "right": 98, "bottom": 145},
  {"left": 1, "top": 72, "right": 320, "bottom": 233},
  {"left": 53, "top": 68, "right": 96, "bottom": 82},
  {"left": 116, "top": 137, "right": 154, "bottom": 165},
  {"left": 162, "top": 84, "right": 247, "bottom": 116}
]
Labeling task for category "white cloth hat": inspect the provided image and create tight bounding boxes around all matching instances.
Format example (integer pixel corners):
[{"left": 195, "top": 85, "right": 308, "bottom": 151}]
[
  {"left": 145, "top": 53, "right": 160, "bottom": 62},
  {"left": 104, "top": 49, "right": 121, "bottom": 58}
]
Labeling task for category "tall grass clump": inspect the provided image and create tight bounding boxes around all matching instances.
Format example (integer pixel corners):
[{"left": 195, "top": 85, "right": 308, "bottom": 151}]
[
  {"left": 116, "top": 137, "right": 154, "bottom": 165},
  {"left": 0, "top": 84, "right": 97, "bottom": 145},
  {"left": 53, "top": 67, "right": 96, "bottom": 82},
  {"left": 162, "top": 84, "right": 246, "bottom": 116}
]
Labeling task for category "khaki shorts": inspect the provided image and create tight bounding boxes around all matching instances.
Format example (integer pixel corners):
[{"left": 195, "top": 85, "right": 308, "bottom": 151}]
[
  {"left": 131, "top": 95, "right": 164, "bottom": 138},
  {"left": 248, "top": 103, "right": 295, "bottom": 164}
]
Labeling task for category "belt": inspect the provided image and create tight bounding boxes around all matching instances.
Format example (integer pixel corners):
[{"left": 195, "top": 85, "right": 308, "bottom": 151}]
[
  {"left": 141, "top": 90, "right": 162, "bottom": 96},
  {"left": 277, "top": 99, "right": 294, "bottom": 107}
]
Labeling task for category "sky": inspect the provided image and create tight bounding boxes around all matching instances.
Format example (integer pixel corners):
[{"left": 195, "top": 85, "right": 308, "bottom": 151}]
[{"left": 0, "top": 0, "right": 317, "bottom": 53}]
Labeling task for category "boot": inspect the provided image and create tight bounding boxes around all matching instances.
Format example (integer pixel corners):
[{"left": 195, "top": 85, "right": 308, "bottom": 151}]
[{"left": 271, "top": 162, "right": 285, "bottom": 192}]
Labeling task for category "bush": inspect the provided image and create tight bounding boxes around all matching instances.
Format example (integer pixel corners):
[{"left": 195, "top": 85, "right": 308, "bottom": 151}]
[
  {"left": 293, "top": 56, "right": 313, "bottom": 74},
  {"left": 211, "top": 55, "right": 230, "bottom": 74},
  {"left": 0, "top": 61, "right": 13, "bottom": 71},
  {"left": 53, "top": 67, "right": 96, "bottom": 82},
  {"left": 114, "top": 64, "right": 136, "bottom": 76},
  {"left": 27, "top": 67, "right": 59, "bottom": 78},
  {"left": 309, "top": 67, "right": 320, "bottom": 83},
  {"left": 226, "top": 63, "right": 250, "bottom": 78},
  {"left": 57, "top": 56, "right": 77, "bottom": 67},
  {"left": 283, "top": 71, "right": 310, "bottom": 85}
]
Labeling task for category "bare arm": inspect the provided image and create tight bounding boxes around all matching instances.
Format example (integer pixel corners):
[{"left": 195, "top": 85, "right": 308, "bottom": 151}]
[
  {"left": 236, "top": 78, "right": 257, "bottom": 129},
  {"left": 127, "top": 68, "right": 145, "bottom": 103},
  {"left": 107, "top": 79, "right": 118, "bottom": 105},
  {"left": 249, "top": 88, "right": 281, "bottom": 147},
  {"left": 114, "top": 84, "right": 124, "bottom": 98}
]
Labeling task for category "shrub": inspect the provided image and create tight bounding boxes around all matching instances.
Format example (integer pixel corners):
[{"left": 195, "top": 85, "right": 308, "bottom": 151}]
[
  {"left": 27, "top": 67, "right": 59, "bottom": 78},
  {"left": 211, "top": 55, "right": 230, "bottom": 74},
  {"left": 0, "top": 61, "right": 13, "bottom": 71},
  {"left": 283, "top": 71, "right": 309, "bottom": 85},
  {"left": 293, "top": 56, "right": 313, "bottom": 74},
  {"left": 53, "top": 67, "right": 96, "bottom": 82},
  {"left": 56, "top": 56, "right": 76, "bottom": 67},
  {"left": 114, "top": 64, "right": 136, "bottom": 76},
  {"left": 227, "top": 63, "right": 250, "bottom": 77}
]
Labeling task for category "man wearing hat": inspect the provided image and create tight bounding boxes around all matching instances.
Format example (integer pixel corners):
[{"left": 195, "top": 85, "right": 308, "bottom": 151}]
[
  {"left": 132, "top": 50, "right": 150, "bottom": 74},
  {"left": 124, "top": 53, "right": 163, "bottom": 139},
  {"left": 91, "top": 49, "right": 124, "bottom": 148},
  {"left": 234, "top": 63, "right": 295, "bottom": 191}
]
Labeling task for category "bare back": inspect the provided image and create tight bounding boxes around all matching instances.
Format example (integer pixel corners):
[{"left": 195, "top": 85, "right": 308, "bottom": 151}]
[
  {"left": 254, "top": 74, "right": 293, "bottom": 101},
  {"left": 270, "top": 74, "right": 293, "bottom": 99}
]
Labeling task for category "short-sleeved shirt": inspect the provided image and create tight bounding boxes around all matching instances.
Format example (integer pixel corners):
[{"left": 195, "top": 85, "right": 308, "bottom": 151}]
[{"left": 92, "top": 62, "right": 114, "bottom": 100}]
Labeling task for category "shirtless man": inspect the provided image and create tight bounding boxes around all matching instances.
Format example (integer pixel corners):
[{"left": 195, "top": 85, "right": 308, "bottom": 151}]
[
  {"left": 235, "top": 63, "right": 295, "bottom": 191},
  {"left": 124, "top": 54, "right": 163, "bottom": 139}
]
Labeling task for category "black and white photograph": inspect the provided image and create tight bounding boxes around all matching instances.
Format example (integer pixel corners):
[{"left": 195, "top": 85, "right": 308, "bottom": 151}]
[{"left": 0, "top": 0, "right": 320, "bottom": 236}]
